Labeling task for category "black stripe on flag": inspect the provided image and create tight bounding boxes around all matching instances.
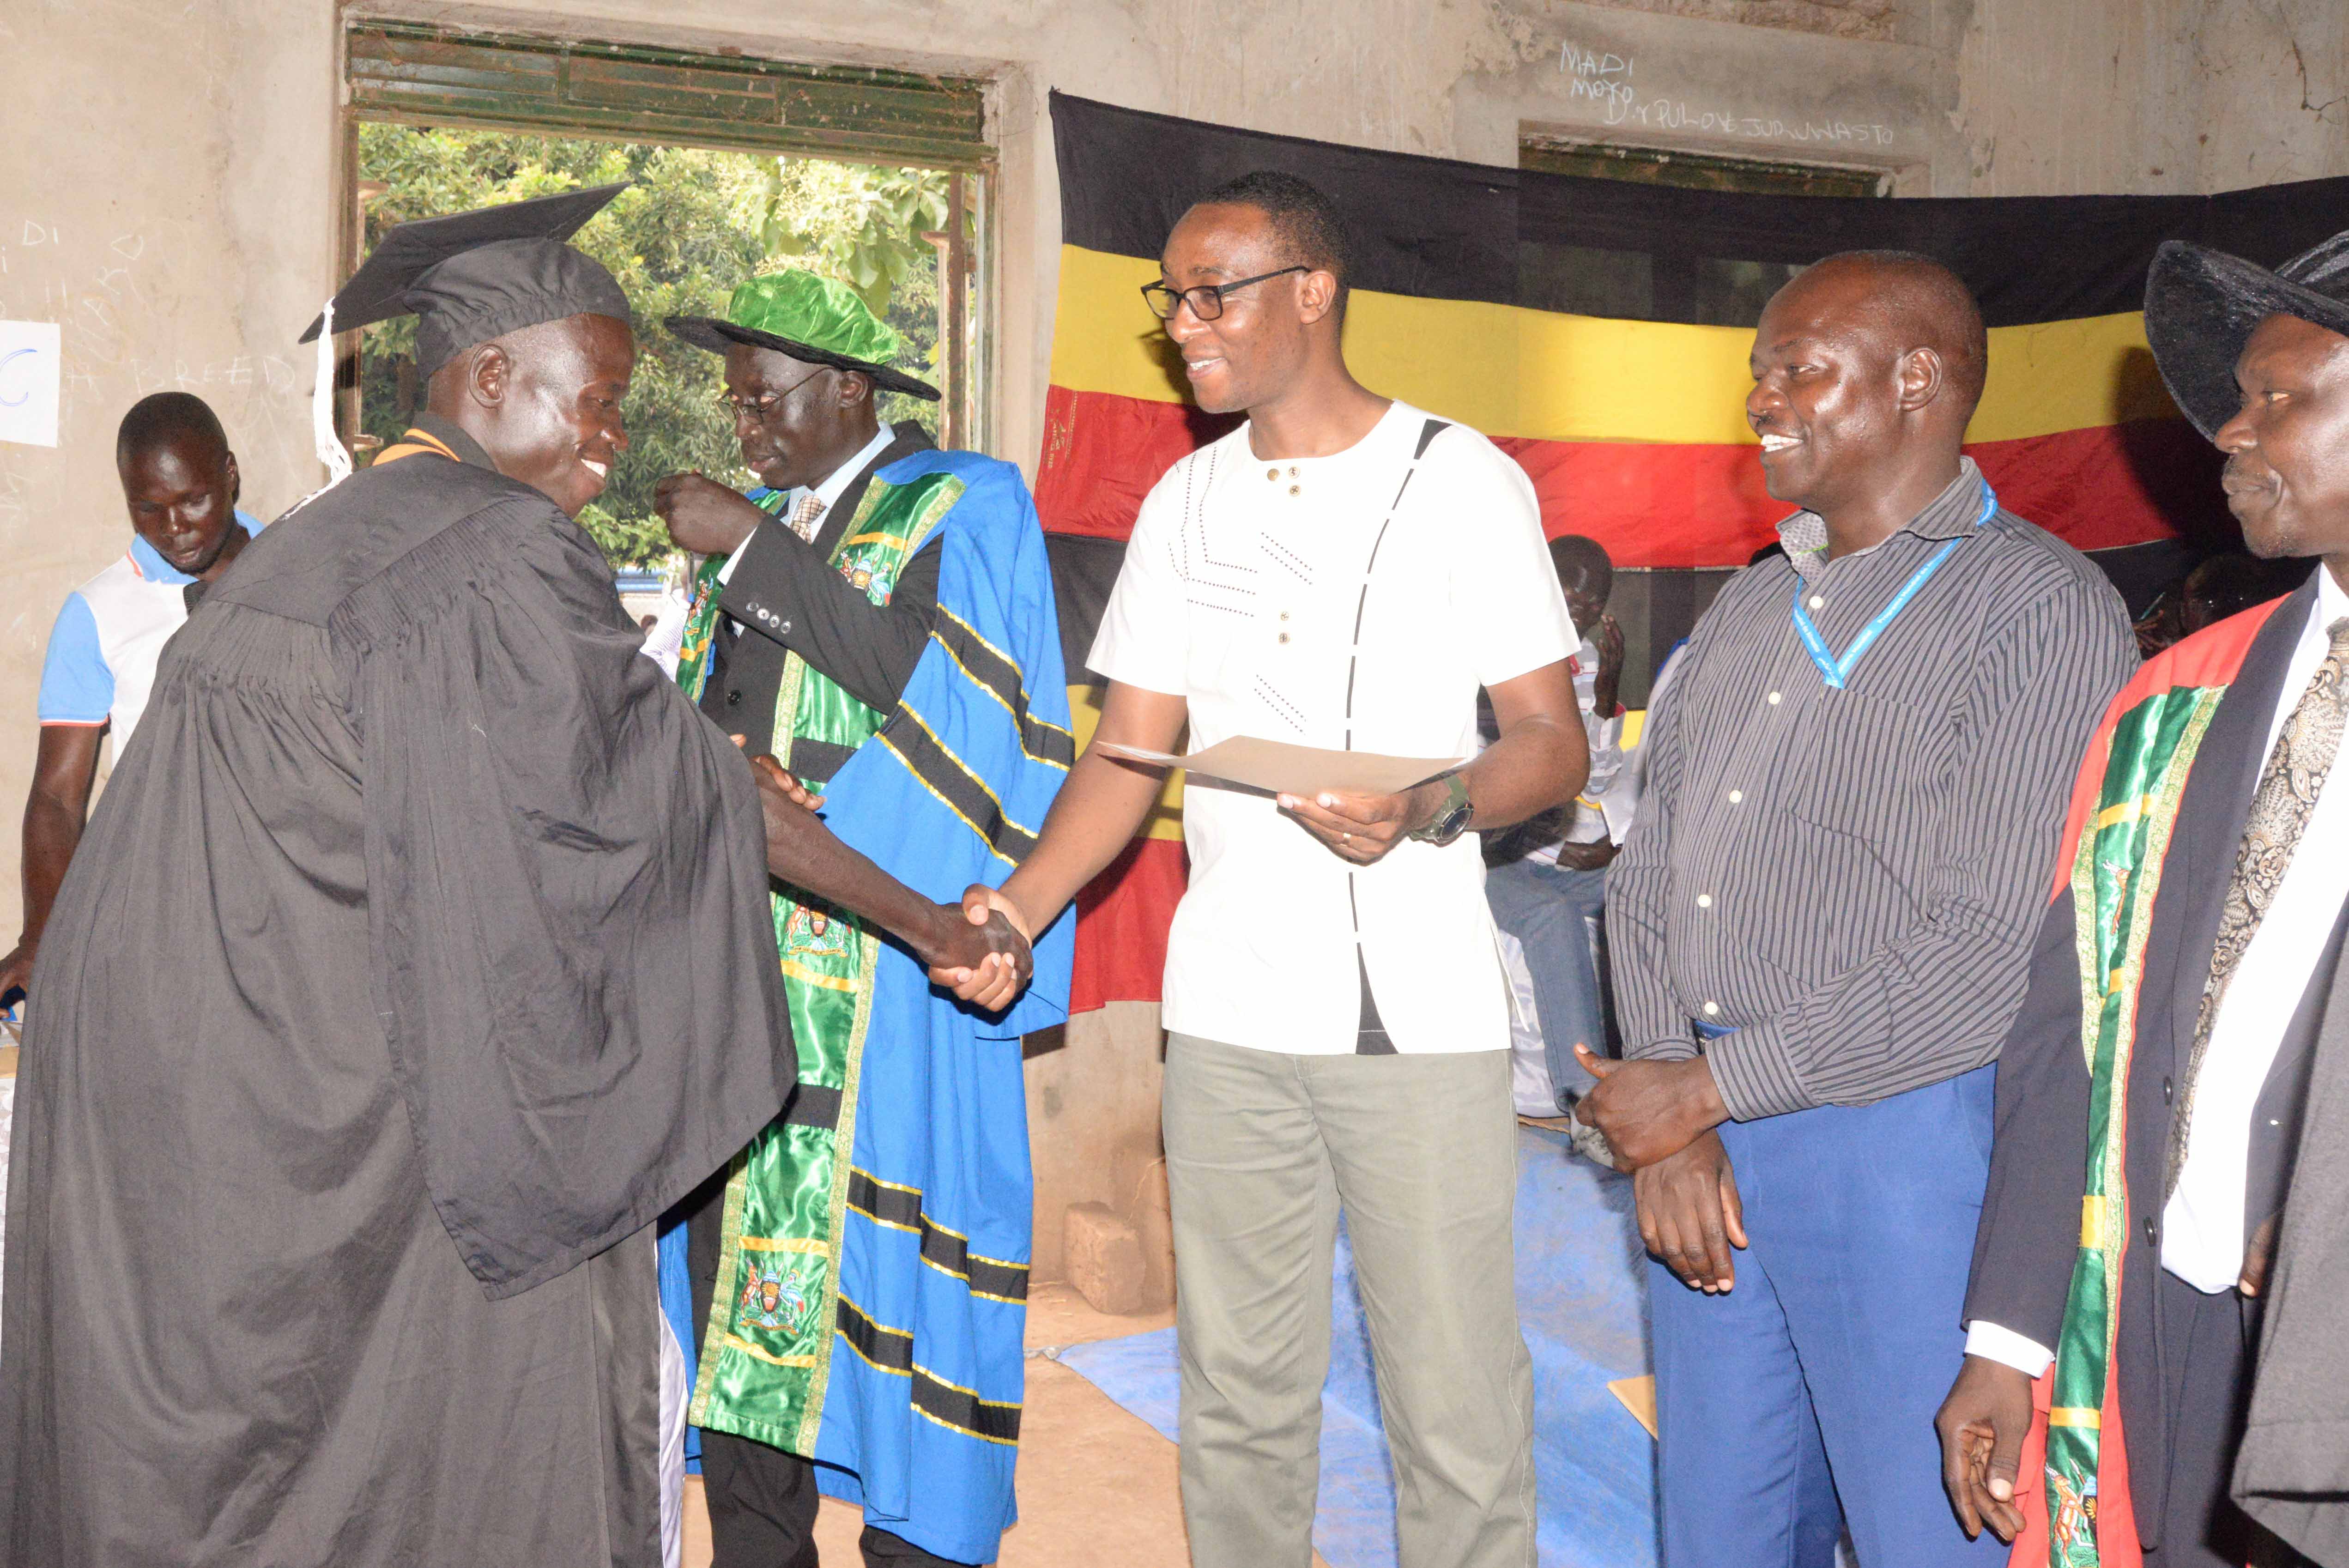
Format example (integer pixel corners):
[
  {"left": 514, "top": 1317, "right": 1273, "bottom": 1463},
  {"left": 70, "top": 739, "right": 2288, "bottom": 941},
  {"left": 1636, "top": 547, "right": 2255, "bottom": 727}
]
[
  {"left": 1045, "top": 533, "right": 1127, "bottom": 679},
  {"left": 1051, "top": 91, "right": 1518, "bottom": 305},
  {"left": 1051, "top": 90, "right": 2349, "bottom": 328}
]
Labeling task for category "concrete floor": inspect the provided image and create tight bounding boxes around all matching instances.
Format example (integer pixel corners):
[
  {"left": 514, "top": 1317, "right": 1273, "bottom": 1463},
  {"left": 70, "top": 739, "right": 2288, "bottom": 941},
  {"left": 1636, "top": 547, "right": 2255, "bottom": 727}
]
[{"left": 679, "top": 1285, "right": 1332, "bottom": 1568}]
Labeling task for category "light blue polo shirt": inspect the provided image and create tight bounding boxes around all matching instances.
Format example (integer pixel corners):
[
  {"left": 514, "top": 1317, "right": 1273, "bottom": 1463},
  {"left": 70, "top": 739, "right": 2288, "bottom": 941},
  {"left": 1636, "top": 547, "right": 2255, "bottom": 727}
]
[{"left": 37, "top": 511, "right": 262, "bottom": 747}]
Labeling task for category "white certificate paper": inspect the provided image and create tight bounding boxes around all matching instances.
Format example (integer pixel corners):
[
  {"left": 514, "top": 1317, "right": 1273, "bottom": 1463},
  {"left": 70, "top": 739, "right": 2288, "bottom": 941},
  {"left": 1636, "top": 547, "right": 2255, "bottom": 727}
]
[
  {"left": 1097, "top": 736, "right": 1465, "bottom": 798},
  {"left": 0, "top": 321, "right": 62, "bottom": 448}
]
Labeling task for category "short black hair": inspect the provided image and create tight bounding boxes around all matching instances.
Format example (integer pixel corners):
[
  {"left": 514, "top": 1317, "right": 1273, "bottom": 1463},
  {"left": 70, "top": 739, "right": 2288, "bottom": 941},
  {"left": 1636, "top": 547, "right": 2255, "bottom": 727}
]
[
  {"left": 117, "top": 392, "right": 230, "bottom": 470},
  {"left": 1192, "top": 170, "right": 1352, "bottom": 309}
]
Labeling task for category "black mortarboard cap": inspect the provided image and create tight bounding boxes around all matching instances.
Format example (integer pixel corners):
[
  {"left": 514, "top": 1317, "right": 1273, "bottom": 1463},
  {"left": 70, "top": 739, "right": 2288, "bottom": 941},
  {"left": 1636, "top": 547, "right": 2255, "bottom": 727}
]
[{"left": 299, "top": 184, "right": 632, "bottom": 377}]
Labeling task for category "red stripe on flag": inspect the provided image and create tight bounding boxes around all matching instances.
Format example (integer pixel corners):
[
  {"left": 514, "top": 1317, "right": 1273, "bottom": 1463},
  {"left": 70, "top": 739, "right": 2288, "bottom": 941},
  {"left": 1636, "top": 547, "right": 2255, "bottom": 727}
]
[
  {"left": 1070, "top": 835, "right": 1188, "bottom": 1014},
  {"left": 1036, "top": 384, "right": 1241, "bottom": 543},
  {"left": 1035, "top": 386, "right": 2211, "bottom": 568}
]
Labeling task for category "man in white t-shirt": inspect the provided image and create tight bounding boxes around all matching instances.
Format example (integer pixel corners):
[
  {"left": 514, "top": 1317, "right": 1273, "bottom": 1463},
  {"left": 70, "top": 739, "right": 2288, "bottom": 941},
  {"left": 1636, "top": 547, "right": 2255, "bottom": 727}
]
[
  {"left": 0, "top": 393, "right": 259, "bottom": 999},
  {"left": 947, "top": 171, "right": 1587, "bottom": 1568}
]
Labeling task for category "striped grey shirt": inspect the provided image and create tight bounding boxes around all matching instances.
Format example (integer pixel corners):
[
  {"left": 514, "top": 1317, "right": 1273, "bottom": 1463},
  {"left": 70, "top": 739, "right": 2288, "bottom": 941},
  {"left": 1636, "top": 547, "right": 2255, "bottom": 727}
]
[{"left": 1607, "top": 459, "right": 2137, "bottom": 1120}]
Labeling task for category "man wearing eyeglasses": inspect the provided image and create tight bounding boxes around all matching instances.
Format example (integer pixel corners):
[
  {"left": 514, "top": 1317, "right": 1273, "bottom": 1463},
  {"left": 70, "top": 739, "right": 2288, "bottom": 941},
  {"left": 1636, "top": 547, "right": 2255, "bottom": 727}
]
[
  {"left": 945, "top": 170, "right": 1587, "bottom": 1568},
  {"left": 652, "top": 269, "right": 1072, "bottom": 1568}
]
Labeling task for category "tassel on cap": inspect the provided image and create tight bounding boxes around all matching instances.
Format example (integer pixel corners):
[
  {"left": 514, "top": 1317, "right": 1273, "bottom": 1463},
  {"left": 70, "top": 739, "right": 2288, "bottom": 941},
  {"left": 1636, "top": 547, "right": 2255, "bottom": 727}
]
[{"left": 312, "top": 297, "right": 353, "bottom": 491}]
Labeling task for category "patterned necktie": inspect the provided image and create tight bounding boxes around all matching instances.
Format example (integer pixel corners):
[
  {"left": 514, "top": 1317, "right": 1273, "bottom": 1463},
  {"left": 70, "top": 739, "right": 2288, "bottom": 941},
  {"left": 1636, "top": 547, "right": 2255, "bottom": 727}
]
[
  {"left": 2168, "top": 615, "right": 2349, "bottom": 1195},
  {"left": 789, "top": 493, "right": 825, "bottom": 543}
]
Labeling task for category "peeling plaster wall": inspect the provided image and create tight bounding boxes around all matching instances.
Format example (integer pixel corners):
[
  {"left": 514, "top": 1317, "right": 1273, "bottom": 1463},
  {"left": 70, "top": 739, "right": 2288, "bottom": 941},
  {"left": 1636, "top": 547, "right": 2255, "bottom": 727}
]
[
  {"left": 2195, "top": 0, "right": 2349, "bottom": 191},
  {"left": 0, "top": 0, "right": 339, "bottom": 907},
  {"left": 4, "top": 0, "right": 2347, "bottom": 1280}
]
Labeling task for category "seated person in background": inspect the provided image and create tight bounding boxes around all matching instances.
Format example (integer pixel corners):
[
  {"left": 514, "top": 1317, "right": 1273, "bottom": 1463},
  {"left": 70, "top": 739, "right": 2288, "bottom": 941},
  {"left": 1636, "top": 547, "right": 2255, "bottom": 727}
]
[
  {"left": 2137, "top": 551, "right": 2312, "bottom": 656},
  {"left": 1483, "top": 533, "right": 1630, "bottom": 1116},
  {"left": 0, "top": 391, "right": 258, "bottom": 997}
]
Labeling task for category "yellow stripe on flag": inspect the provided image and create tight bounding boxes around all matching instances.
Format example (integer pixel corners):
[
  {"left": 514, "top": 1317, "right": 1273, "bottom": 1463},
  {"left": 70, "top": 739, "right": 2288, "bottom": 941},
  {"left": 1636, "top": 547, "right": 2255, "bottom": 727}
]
[
  {"left": 2081, "top": 1194, "right": 2108, "bottom": 1248},
  {"left": 2048, "top": 1407, "right": 2103, "bottom": 1429},
  {"left": 1050, "top": 245, "right": 2178, "bottom": 447},
  {"left": 1068, "top": 683, "right": 1186, "bottom": 840}
]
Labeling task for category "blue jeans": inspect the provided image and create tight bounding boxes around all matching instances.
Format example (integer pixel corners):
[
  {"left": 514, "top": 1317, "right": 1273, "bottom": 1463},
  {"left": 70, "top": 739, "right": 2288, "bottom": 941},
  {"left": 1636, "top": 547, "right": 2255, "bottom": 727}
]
[
  {"left": 1648, "top": 1064, "right": 2006, "bottom": 1568},
  {"left": 1483, "top": 858, "right": 1608, "bottom": 1111}
]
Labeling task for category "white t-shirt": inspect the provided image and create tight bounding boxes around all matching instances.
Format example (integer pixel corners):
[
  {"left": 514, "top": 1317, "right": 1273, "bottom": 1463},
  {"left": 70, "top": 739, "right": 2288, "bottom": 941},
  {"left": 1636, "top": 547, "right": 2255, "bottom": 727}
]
[{"left": 1089, "top": 400, "right": 1579, "bottom": 1055}]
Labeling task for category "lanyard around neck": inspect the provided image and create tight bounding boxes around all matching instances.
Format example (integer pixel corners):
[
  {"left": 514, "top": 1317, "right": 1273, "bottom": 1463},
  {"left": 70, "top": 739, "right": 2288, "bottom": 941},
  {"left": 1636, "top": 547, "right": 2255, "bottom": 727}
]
[{"left": 1789, "top": 480, "right": 1994, "bottom": 691}]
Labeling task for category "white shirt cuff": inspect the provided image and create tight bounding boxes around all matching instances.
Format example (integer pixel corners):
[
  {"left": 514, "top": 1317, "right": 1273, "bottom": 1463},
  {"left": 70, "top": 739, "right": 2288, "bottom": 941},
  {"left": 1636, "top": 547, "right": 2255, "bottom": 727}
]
[{"left": 1963, "top": 1320, "right": 2055, "bottom": 1379}]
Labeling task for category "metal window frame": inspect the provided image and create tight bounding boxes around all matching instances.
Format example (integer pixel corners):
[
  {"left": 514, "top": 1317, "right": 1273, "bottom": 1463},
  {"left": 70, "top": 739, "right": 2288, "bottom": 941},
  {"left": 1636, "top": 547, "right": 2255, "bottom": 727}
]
[
  {"left": 1520, "top": 135, "right": 1891, "bottom": 199},
  {"left": 335, "top": 19, "right": 998, "bottom": 453}
]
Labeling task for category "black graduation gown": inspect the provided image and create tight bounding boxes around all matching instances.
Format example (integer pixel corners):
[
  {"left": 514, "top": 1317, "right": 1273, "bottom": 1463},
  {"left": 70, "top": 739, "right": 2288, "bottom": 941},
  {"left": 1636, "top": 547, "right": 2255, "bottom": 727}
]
[{"left": 0, "top": 420, "right": 795, "bottom": 1568}]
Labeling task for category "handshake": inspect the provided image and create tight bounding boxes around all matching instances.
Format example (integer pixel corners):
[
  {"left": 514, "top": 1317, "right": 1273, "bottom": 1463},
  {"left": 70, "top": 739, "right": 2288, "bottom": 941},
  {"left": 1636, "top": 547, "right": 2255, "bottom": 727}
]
[{"left": 747, "top": 752, "right": 1037, "bottom": 1013}]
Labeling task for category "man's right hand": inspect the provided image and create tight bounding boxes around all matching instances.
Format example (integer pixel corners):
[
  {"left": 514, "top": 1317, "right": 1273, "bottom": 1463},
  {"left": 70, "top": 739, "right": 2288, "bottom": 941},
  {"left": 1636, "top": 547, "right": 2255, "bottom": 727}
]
[
  {"left": 1591, "top": 611, "right": 1626, "bottom": 718},
  {"left": 932, "top": 885, "right": 1035, "bottom": 1011},
  {"left": 654, "top": 472, "right": 768, "bottom": 557},
  {"left": 1936, "top": 1356, "right": 2034, "bottom": 1543},
  {"left": 920, "top": 905, "right": 1032, "bottom": 1004},
  {"left": 1632, "top": 1130, "right": 1746, "bottom": 1293},
  {"left": 1555, "top": 840, "right": 1618, "bottom": 872}
]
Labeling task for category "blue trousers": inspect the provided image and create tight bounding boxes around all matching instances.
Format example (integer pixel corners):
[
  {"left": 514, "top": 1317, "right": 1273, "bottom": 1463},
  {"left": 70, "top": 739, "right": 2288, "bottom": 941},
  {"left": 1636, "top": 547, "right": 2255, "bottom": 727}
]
[
  {"left": 1483, "top": 858, "right": 1609, "bottom": 1109},
  {"left": 1648, "top": 1065, "right": 2006, "bottom": 1568}
]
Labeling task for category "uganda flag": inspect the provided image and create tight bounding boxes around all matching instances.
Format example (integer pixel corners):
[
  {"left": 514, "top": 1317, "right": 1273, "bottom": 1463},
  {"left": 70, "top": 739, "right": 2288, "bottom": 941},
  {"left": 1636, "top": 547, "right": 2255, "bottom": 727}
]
[{"left": 1039, "top": 89, "right": 2349, "bottom": 1015}]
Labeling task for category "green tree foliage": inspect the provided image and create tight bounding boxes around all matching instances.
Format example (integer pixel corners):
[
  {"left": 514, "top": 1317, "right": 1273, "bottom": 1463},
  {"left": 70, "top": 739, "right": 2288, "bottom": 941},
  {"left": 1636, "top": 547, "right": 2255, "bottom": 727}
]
[{"left": 356, "top": 126, "right": 953, "bottom": 566}]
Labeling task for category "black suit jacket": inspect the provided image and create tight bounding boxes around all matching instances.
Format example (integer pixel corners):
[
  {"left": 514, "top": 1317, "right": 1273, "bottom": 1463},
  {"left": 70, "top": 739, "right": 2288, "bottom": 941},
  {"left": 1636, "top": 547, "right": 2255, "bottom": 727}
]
[
  {"left": 1966, "top": 571, "right": 2340, "bottom": 1541},
  {"left": 696, "top": 423, "right": 938, "bottom": 776}
]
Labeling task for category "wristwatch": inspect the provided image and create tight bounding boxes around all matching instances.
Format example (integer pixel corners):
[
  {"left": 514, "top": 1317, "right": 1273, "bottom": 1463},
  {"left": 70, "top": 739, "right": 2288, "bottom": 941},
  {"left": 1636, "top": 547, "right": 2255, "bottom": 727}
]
[{"left": 1409, "top": 771, "right": 1473, "bottom": 847}]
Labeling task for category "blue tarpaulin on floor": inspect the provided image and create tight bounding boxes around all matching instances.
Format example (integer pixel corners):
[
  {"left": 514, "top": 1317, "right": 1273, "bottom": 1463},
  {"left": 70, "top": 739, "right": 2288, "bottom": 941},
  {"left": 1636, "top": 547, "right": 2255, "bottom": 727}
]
[{"left": 1056, "top": 1124, "right": 1659, "bottom": 1568}]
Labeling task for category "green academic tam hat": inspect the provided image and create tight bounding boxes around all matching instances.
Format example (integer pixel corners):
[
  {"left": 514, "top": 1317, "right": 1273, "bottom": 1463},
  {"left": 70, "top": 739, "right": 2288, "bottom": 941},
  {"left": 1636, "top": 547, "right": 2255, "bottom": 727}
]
[{"left": 666, "top": 271, "right": 941, "bottom": 402}]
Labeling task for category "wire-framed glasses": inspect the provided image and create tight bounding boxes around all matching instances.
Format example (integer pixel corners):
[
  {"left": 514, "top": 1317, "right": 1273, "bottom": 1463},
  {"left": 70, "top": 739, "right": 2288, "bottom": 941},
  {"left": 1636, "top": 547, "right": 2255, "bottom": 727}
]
[
  {"left": 717, "top": 362, "right": 831, "bottom": 421},
  {"left": 1139, "top": 265, "right": 1310, "bottom": 322}
]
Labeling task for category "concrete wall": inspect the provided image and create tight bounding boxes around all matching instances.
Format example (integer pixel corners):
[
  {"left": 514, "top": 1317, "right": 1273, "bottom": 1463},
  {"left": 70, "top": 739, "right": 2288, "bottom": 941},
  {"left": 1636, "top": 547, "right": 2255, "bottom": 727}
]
[{"left": 5, "top": 0, "right": 2348, "bottom": 1280}]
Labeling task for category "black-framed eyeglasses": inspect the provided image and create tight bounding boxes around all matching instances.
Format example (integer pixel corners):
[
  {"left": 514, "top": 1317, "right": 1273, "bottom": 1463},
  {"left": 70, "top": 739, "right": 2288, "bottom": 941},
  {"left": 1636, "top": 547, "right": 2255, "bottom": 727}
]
[
  {"left": 1140, "top": 266, "right": 1310, "bottom": 322},
  {"left": 717, "top": 362, "right": 830, "bottom": 421}
]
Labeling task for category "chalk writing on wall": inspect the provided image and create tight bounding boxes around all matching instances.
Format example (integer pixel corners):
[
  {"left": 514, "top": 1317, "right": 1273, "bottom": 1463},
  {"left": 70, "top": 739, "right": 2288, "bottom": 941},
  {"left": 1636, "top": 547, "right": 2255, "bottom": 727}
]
[{"left": 1556, "top": 41, "right": 1897, "bottom": 149}]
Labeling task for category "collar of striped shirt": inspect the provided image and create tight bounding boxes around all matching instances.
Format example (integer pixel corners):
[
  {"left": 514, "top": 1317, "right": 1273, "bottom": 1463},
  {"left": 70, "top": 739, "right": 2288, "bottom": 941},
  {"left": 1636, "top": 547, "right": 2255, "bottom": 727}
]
[{"left": 1776, "top": 457, "right": 1992, "bottom": 575}]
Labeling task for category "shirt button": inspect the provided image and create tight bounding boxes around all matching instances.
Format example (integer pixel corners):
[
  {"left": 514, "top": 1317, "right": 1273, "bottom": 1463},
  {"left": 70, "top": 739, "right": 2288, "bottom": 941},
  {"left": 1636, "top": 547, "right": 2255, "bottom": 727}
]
[
  {"left": 1289, "top": 485, "right": 1301, "bottom": 496},
  {"left": 1278, "top": 632, "right": 1291, "bottom": 644},
  {"left": 1266, "top": 467, "right": 1279, "bottom": 480},
  {"left": 1728, "top": 789, "right": 1743, "bottom": 804},
  {"left": 1767, "top": 691, "right": 1782, "bottom": 706},
  {"left": 1809, "top": 595, "right": 1825, "bottom": 610},
  {"left": 1279, "top": 611, "right": 1290, "bottom": 621},
  {"left": 1701, "top": 1001, "right": 1721, "bottom": 1016},
  {"left": 1696, "top": 894, "right": 1713, "bottom": 908},
  {"left": 1288, "top": 466, "right": 1299, "bottom": 478}
]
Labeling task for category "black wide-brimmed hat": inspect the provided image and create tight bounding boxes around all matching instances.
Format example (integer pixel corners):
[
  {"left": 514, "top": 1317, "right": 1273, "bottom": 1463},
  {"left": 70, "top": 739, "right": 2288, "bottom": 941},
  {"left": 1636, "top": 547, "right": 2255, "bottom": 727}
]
[
  {"left": 666, "top": 270, "right": 940, "bottom": 402},
  {"left": 2146, "top": 230, "right": 2349, "bottom": 439}
]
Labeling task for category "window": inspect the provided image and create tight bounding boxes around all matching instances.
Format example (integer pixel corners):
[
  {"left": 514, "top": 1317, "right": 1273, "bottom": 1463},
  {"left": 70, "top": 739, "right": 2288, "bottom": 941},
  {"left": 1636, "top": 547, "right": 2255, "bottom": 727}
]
[{"left": 338, "top": 22, "right": 994, "bottom": 564}]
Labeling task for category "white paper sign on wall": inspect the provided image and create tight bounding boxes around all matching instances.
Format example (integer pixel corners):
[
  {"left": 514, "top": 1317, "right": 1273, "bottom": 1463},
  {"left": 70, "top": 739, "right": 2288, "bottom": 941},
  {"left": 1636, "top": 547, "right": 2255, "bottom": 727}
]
[{"left": 0, "top": 321, "right": 63, "bottom": 448}]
